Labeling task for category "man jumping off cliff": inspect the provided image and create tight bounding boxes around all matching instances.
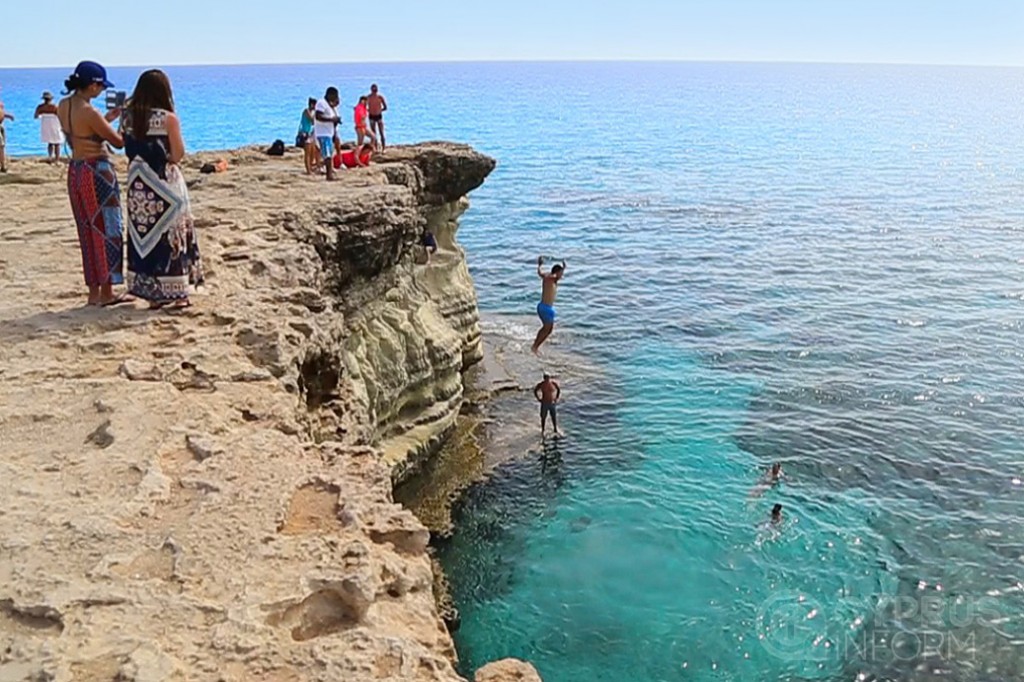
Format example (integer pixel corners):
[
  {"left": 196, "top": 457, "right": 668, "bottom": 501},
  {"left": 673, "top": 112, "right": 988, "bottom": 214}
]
[{"left": 531, "top": 256, "right": 565, "bottom": 354}]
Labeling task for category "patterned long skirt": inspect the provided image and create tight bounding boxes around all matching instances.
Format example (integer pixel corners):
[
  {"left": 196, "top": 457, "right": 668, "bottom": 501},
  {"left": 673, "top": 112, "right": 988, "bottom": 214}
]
[
  {"left": 67, "top": 159, "right": 124, "bottom": 286},
  {"left": 125, "top": 160, "right": 203, "bottom": 302}
]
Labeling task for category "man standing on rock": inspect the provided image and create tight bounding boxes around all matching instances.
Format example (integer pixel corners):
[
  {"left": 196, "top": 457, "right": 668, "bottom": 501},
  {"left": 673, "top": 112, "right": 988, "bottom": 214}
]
[
  {"left": 534, "top": 373, "right": 562, "bottom": 438},
  {"left": 314, "top": 87, "right": 341, "bottom": 181},
  {"left": 531, "top": 256, "right": 565, "bottom": 354},
  {"left": 367, "top": 83, "right": 387, "bottom": 153}
]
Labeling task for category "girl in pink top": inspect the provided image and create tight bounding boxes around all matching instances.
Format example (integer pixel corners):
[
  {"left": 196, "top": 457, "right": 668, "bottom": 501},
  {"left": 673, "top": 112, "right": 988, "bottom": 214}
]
[{"left": 354, "top": 96, "right": 376, "bottom": 149}]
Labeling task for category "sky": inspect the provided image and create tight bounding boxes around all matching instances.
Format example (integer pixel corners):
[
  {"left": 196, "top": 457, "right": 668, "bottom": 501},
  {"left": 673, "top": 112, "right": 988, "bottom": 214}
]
[{"left": 3, "top": 0, "right": 1023, "bottom": 68}]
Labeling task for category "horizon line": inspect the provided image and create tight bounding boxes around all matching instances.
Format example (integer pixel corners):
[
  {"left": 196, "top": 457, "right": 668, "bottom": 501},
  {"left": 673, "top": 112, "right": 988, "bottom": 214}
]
[{"left": 3, "top": 57, "right": 1024, "bottom": 70}]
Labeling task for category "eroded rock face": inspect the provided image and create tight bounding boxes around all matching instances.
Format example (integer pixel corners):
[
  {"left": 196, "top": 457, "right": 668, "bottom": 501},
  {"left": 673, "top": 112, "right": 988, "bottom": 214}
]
[
  {"left": 284, "top": 144, "right": 495, "bottom": 474},
  {"left": 0, "top": 144, "right": 535, "bottom": 681}
]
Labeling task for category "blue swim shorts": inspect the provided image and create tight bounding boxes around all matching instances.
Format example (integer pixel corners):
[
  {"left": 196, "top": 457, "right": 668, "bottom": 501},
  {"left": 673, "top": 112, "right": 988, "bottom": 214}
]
[
  {"left": 537, "top": 302, "right": 556, "bottom": 325},
  {"left": 317, "top": 136, "right": 333, "bottom": 159}
]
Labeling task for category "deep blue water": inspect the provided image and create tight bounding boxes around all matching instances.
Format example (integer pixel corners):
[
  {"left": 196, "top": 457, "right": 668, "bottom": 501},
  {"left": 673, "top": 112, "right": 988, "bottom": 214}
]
[{"left": 5, "top": 62, "right": 1024, "bottom": 681}]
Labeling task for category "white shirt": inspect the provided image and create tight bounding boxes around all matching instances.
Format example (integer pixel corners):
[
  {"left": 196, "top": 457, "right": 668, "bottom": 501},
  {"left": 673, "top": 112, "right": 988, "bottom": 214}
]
[{"left": 313, "top": 98, "right": 338, "bottom": 138}]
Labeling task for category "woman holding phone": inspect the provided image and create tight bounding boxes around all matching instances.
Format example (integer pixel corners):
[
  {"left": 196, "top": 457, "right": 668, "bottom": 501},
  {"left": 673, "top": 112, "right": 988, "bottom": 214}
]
[
  {"left": 58, "top": 60, "right": 130, "bottom": 306},
  {"left": 122, "top": 69, "right": 203, "bottom": 309}
]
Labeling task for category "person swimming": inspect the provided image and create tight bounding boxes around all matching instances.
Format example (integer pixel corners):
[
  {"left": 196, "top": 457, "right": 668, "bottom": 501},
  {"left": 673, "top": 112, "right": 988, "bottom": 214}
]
[
  {"left": 531, "top": 256, "right": 566, "bottom": 355},
  {"left": 749, "top": 462, "right": 784, "bottom": 499},
  {"left": 771, "top": 503, "right": 783, "bottom": 525}
]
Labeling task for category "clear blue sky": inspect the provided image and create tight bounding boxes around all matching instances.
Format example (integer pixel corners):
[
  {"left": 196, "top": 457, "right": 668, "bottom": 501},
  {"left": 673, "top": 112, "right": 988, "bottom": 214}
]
[{"left": 4, "top": 0, "right": 1023, "bottom": 68}]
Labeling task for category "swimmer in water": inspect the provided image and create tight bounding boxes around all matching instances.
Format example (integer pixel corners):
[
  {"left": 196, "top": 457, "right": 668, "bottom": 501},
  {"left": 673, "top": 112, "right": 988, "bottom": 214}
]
[
  {"left": 771, "top": 503, "right": 783, "bottom": 525},
  {"left": 749, "top": 462, "right": 784, "bottom": 499}
]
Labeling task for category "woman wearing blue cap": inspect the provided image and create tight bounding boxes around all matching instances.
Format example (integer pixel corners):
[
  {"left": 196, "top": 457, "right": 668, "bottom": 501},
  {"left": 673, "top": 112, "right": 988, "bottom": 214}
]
[{"left": 57, "top": 60, "right": 131, "bottom": 306}]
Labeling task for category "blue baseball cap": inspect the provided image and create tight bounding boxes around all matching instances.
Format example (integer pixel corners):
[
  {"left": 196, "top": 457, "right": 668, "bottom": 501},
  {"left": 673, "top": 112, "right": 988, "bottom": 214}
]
[{"left": 72, "top": 61, "right": 114, "bottom": 89}]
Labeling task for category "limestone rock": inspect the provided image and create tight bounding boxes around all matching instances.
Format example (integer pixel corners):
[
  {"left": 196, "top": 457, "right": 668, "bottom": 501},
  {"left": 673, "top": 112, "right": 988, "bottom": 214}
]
[
  {"left": 0, "top": 143, "right": 541, "bottom": 681},
  {"left": 120, "top": 359, "right": 163, "bottom": 381},
  {"left": 185, "top": 433, "right": 221, "bottom": 462},
  {"left": 475, "top": 659, "right": 544, "bottom": 682}
]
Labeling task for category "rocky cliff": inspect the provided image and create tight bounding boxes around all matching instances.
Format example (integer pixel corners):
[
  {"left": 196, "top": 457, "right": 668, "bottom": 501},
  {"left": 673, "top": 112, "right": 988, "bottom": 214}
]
[{"left": 0, "top": 144, "right": 533, "bottom": 681}]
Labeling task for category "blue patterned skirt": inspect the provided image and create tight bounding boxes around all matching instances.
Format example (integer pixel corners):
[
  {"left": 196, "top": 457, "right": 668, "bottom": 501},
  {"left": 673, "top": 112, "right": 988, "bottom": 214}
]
[{"left": 125, "top": 160, "right": 203, "bottom": 302}]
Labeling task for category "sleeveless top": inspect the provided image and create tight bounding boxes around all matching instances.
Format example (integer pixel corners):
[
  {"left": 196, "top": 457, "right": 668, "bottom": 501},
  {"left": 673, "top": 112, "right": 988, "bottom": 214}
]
[
  {"left": 123, "top": 108, "right": 171, "bottom": 179},
  {"left": 299, "top": 109, "right": 315, "bottom": 135}
]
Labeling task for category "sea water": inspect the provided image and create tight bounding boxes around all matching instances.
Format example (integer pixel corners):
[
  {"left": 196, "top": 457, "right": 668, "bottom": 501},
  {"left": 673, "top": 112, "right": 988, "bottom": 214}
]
[{"left": 3, "top": 61, "right": 1024, "bottom": 681}]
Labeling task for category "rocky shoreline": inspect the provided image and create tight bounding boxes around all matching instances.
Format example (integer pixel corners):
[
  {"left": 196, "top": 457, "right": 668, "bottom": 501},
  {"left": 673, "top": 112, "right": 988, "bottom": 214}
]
[{"left": 0, "top": 145, "right": 540, "bottom": 681}]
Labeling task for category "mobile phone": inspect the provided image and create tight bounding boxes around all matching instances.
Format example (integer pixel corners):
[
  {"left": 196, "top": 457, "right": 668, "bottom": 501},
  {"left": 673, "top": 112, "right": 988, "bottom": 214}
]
[{"left": 105, "top": 90, "right": 127, "bottom": 110}]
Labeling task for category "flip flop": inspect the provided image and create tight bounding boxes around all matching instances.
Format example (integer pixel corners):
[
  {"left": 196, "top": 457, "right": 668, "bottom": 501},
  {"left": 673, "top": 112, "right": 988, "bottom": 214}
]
[{"left": 100, "top": 293, "right": 136, "bottom": 307}]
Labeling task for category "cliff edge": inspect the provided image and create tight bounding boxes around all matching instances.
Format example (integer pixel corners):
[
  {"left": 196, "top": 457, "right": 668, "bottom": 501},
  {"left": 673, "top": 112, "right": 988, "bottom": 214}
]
[{"left": 0, "top": 143, "right": 521, "bottom": 681}]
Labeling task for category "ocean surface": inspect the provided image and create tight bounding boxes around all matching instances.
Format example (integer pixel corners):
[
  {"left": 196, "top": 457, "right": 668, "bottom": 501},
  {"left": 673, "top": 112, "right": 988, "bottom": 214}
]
[{"left": 5, "top": 61, "right": 1024, "bottom": 681}]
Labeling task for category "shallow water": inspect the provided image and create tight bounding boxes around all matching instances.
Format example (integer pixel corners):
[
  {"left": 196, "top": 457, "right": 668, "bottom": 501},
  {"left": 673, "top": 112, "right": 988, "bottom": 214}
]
[{"left": 4, "top": 61, "right": 1024, "bottom": 681}]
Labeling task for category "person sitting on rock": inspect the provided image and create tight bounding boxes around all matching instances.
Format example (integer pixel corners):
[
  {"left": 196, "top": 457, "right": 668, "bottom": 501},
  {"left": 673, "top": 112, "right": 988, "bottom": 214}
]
[
  {"left": 422, "top": 228, "right": 438, "bottom": 264},
  {"left": 334, "top": 141, "right": 374, "bottom": 170}
]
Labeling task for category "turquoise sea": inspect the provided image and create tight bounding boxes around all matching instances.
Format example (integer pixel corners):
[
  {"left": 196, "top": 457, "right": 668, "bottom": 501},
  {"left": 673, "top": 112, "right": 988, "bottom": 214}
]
[{"left": 4, "top": 62, "right": 1024, "bottom": 680}]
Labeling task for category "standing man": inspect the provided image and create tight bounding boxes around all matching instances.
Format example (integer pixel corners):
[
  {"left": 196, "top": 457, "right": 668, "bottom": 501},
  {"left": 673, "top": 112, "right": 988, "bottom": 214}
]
[
  {"left": 314, "top": 87, "right": 341, "bottom": 181},
  {"left": 534, "top": 373, "right": 562, "bottom": 438},
  {"left": 367, "top": 83, "right": 387, "bottom": 152},
  {"left": 531, "top": 256, "right": 566, "bottom": 354},
  {"left": 0, "top": 95, "right": 14, "bottom": 173},
  {"left": 35, "top": 92, "right": 63, "bottom": 163}
]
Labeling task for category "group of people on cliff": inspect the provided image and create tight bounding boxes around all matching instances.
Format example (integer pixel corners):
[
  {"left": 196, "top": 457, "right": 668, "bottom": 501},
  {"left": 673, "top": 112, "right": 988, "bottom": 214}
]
[
  {"left": 297, "top": 84, "right": 388, "bottom": 181},
  {"left": 3, "top": 64, "right": 406, "bottom": 309},
  {"left": 53, "top": 61, "right": 201, "bottom": 308}
]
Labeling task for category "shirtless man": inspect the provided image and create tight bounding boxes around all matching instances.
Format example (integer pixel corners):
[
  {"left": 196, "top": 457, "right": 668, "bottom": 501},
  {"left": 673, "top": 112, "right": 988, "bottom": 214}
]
[
  {"left": 531, "top": 256, "right": 565, "bottom": 354},
  {"left": 533, "top": 373, "right": 562, "bottom": 437},
  {"left": 367, "top": 83, "right": 387, "bottom": 152},
  {"left": 0, "top": 98, "right": 14, "bottom": 173}
]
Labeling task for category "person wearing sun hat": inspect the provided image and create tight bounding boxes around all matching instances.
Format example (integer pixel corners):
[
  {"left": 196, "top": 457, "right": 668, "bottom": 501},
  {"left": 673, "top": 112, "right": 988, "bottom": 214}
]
[
  {"left": 57, "top": 60, "right": 132, "bottom": 307},
  {"left": 34, "top": 91, "right": 63, "bottom": 162}
]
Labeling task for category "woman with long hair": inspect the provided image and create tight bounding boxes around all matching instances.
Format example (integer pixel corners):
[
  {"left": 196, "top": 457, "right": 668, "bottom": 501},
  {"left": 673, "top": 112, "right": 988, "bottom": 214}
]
[
  {"left": 122, "top": 69, "right": 202, "bottom": 308},
  {"left": 57, "top": 61, "right": 130, "bottom": 306},
  {"left": 299, "top": 97, "right": 321, "bottom": 174}
]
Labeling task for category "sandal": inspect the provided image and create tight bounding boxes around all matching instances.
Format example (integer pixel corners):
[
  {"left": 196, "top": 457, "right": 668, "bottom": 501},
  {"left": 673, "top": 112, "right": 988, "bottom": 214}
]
[{"left": 100, "top": 293, "right": 136, "bottom": 307}]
